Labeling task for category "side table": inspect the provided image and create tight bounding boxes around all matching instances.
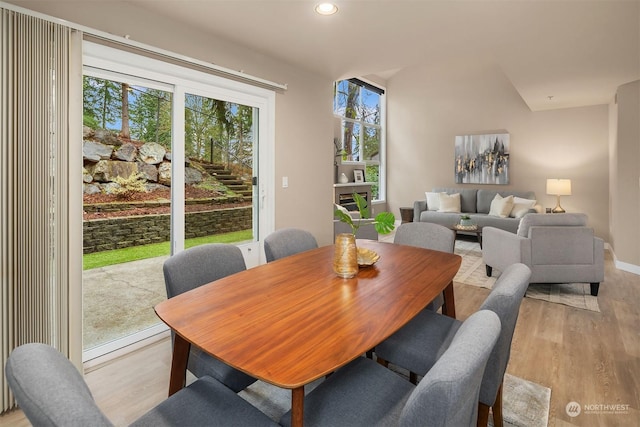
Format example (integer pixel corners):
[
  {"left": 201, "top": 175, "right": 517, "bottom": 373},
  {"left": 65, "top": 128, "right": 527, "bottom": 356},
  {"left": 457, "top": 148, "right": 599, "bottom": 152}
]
[{"left": 399, "top": 207, "right": 414, "bottom": 223}]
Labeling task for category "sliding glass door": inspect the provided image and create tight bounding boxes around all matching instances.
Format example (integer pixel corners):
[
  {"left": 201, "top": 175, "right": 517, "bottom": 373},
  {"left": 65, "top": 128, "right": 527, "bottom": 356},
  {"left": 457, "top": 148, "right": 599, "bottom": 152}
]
[{"left": 81, "top": 42, "right": 273, "bottom": 361}]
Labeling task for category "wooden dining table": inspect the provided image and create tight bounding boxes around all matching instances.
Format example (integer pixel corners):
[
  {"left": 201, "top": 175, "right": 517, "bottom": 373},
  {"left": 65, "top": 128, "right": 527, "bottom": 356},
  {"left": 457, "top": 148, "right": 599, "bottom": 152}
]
[{"left": 154, "top": 240, "right": 461, "bottom": 427}]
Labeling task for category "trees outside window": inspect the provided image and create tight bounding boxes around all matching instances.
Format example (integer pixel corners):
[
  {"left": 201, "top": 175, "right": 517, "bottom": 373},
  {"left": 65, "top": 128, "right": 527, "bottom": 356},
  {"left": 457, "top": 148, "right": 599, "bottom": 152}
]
[{"left": 333, "top": 79, "right": 385, "bottom": 200}]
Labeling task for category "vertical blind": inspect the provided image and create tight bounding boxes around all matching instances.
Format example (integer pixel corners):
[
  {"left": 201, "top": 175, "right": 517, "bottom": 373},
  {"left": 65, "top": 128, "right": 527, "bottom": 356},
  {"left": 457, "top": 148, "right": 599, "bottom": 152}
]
[{"left": 0, "top": 8, "right": 79, "bottom": 413}]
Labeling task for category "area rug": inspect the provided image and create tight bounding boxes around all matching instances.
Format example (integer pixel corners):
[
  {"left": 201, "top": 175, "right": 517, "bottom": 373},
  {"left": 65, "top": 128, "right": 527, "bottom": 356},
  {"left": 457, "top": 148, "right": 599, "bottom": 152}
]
[
  {"left": 238, "top": 368, "right": 550, "bottom": 427},
  {"left": 453, "top": 240, "right": 600, "bottom": 312}
]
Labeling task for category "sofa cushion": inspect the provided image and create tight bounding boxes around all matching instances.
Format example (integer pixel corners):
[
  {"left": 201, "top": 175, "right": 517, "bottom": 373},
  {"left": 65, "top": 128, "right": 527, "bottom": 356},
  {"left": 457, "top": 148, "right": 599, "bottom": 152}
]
[
  {"left": 477, "top": 190, "right": 536, "bottom": 214},
  {"left": 472, "top": 214, "right": 521, "bottom": 233},
  {"left": 438, "top": 193, "right": 461, "bottom": 213},
  {"left": 488, "top": 194, "right": 514, "bottom": 218},
  {"left": 433, "top": 188, "right": 478, "bottom": 213},
  {"left": 516, "top": 213, "right": 588, "bottom": 237},
  {"left": 419, "top": 211, "right": 461, "bottom": 227},
  {"left": 425, "top": 192, "right": 441, "bottom": 211},
  {"left": 510, "top": 197, "right": 537, "bottom": 219}
]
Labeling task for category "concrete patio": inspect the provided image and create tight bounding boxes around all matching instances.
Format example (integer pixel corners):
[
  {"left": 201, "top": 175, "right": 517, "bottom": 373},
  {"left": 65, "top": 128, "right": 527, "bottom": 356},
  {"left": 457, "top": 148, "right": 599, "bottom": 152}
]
[{"left": 83, "top": 255, "right": 169, "bottom": 350}]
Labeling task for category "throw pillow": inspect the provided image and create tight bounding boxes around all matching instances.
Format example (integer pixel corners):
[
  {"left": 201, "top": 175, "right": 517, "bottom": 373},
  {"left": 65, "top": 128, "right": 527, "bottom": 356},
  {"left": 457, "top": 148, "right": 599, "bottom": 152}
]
[
  {"left": 488, "top": 194, "right": 514, "bottom": 218},
  {"left": 425, "top": 192, "right": 441, "bottom": 211},
  {"left": 510, "top": 197, "right": 537, "bottom": 219},
  {"left": 438, "top": 193, "right": 461, "bottom": 213}
]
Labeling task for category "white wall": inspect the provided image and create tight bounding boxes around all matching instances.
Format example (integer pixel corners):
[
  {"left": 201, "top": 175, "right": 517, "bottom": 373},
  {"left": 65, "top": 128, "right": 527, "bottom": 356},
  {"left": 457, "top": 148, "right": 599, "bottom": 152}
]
[
  {"left": 386, "top": 59, "right": 610, "bottom": 240},
  {"left": 11, "top": 0, "right": 337, "bottom": 245},
  {"left": 610, "top": 80, "right": 640, "bottom": 266}
]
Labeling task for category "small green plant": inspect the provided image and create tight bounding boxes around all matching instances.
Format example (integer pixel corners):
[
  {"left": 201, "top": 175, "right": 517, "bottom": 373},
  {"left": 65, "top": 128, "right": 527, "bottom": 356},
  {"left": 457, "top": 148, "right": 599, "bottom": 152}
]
[
  {"left": 460, "top": 214, "right": 471, "bottom": 221},
  {"left": 334, "top": 192, "right": 395, "bottom": 236},
  {"left": 112, "top": 172, "right": 148, "bottom": 200}
]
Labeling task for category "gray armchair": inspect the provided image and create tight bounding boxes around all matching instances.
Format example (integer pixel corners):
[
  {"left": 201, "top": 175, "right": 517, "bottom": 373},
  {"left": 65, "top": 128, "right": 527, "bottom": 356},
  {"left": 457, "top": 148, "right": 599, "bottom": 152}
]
[{"left": 482, "top": 213, "right": 604, "bottom": 296}]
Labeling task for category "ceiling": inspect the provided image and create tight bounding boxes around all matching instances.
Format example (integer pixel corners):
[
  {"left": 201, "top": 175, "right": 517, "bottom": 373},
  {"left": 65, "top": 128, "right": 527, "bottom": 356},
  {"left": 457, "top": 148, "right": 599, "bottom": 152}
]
[{"left": 10, "top": 0, "right": 640, "bottom": 111}]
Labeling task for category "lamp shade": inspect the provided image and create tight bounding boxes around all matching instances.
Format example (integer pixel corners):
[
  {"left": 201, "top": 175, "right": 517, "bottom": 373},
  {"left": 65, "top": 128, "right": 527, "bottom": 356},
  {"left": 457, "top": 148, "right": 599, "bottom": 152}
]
[{"left": 546, "top": 179, "right": 572, "bottom": 196}]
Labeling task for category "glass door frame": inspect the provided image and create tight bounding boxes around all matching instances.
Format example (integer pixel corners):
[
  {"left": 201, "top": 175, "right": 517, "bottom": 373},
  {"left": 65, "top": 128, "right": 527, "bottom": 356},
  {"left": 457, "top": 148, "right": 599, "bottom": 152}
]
[{"left": 82, "top": 41, "right": 275, "bottom": 362}]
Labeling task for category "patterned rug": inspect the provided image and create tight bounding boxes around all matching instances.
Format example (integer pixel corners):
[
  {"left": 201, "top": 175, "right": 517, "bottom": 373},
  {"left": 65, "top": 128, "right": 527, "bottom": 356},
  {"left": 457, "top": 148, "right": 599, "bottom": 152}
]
[
  {"left": 239, "top": 369, "right": 550, "bottom": 427},
  {"left": 454, "top": 240, "right": 601, "bottom": 312}
]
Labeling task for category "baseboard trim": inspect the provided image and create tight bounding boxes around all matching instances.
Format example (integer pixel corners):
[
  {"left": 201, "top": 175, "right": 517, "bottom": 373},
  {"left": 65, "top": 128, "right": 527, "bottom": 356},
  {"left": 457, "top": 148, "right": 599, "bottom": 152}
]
[
  {"left": 83, "top": 327, "right": 170, "bottom": 371},
  {"left": 609, "top": 245, "right": 640, "bottom": 276}
]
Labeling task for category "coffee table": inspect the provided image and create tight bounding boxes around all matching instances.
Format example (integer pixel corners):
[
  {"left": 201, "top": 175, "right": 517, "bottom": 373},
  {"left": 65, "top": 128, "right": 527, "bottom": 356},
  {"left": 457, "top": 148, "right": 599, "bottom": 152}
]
[{"left": 450, "top": 224, "right": 483, "bottom": 248}]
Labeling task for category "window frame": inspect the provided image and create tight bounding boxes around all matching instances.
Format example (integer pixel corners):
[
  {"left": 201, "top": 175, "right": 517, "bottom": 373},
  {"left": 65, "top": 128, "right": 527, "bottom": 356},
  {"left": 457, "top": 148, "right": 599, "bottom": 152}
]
[{"left": 334, "top": 78, "right": 386, "bottom": 202}]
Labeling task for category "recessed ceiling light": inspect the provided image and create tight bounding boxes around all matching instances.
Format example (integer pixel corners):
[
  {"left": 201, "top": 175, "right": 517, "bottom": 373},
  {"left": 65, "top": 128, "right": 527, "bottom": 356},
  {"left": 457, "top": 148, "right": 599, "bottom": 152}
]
[{"left": 315, "top": 3, "right": 338, "bottom": 15}]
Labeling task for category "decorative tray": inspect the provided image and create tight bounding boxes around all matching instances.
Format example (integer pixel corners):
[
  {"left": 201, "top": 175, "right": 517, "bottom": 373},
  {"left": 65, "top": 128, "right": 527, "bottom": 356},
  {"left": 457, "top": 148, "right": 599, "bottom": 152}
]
[
  {"left": 454, "top": 224, "right": 478, "bottom": 231},
  {"left": 357, "top": 247, "right": 380, "bottom": 267}
]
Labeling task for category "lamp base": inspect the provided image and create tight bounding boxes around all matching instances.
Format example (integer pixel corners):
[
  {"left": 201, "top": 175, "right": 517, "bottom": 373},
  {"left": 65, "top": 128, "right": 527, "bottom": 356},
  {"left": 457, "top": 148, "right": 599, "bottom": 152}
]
[{"left": 552, "top": 195, "right": 565, "bottom": 213}]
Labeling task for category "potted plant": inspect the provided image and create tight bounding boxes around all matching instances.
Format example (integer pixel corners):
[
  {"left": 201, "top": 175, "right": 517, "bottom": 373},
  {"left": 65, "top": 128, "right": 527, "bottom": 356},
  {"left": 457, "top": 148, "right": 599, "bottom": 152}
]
[
  {"left": 332, "top": 193, "right": 395, "bottom": 278},
  {"left": 459, "top": 214, "right": 474, "bottom": 227},
  {"left": 334, "top": 193, "right": 396, "bottom": 236}
]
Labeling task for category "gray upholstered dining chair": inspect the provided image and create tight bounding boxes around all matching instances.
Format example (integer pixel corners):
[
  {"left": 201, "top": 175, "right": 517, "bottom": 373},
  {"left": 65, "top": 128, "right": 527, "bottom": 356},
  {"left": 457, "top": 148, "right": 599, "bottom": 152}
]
[
  {"left": 163, "top": 243, "right": 257, "bottom": 392},
  {"left": 394, "top": 222, "right": 456, "bottom": 312},
  {"left": 264, "top": 227, "right": 318, "bottom": 262},
  {"left": 375, "top": 263, "right": 532, "bottom": 427},
  {"left": 279, "top": 309, "right": 501, "bottom": 427},
  {"left": 5, "top": 343, "right": 278, "bottom": 427}
]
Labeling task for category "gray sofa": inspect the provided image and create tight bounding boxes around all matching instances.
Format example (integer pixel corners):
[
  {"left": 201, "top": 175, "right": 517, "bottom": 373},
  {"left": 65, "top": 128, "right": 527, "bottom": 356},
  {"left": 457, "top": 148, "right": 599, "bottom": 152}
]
[
  {"left": 482, "top": 213, "right": 604, "bottom": 296},
  {"left": 413, "top": 188, "right": 541, "bottom": 233}
]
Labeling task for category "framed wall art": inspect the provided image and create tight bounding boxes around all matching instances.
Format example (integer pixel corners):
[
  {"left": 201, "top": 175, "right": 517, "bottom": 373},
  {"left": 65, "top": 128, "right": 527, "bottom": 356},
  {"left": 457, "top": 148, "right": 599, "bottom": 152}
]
[
  {"left": 454, "top": 133, "right": 510, "bottom": 185},
  {"left": 353, "top": 169, "right": 365, "bottom": 183}
]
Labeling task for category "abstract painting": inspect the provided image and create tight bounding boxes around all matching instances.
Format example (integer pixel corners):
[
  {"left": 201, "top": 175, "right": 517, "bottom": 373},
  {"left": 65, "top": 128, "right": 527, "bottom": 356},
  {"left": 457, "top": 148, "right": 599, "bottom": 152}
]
[{"left": 454, "top": 133, "right": 510, "bottom": 184}]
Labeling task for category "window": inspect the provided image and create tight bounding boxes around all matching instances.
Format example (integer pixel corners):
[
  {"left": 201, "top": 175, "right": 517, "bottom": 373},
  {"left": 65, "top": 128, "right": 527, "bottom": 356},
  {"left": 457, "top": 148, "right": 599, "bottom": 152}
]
[{"left": 333, "top": 78, "right": 385, "bottom": 201}]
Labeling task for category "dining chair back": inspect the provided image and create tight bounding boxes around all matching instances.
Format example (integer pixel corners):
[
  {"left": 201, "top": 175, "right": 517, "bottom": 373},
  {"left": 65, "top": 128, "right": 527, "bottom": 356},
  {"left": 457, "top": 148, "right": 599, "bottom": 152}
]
[
  {"left": 264, "top": 228, "right": 318, "bottom": 262},
  {"left": 393, "top": 222, "right": 456, "bottom": 311},
  {"left": 6, "top": 343, "right": 112, "bottom": 427},
  {"left": 163, "top": 243, "right": 247, "bottom": 298},
  {"left": 162, "top": 243, "right": 256, "bottom": 392},
  {"left": 393, "top": 222, "right": 456, "bottom": 253},
  {"left": 399, "top": 310, "right": 501, "bottom": 426},
  {"left": 5, "top": 343, "right": 278, "bottom": 427},
  {"left": 475, "top": 262, "right": 532, "bottom": 425}
]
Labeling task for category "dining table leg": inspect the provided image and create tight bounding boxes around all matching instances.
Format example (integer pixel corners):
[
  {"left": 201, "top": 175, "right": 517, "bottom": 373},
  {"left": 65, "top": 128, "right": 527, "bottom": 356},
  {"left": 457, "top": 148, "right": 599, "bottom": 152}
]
[
  {"left": 441, "top": 280, "right": 456, "bottom": 318},
  {"left": 291, "top": 386, "right": 304, "bottom": 427},
  {"left": 168, "top": 335, "right": 190, "bottom": 396}
]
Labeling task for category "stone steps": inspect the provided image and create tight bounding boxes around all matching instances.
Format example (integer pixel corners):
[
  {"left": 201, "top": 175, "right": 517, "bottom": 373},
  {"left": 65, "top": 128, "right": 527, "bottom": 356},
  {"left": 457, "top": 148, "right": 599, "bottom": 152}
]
[{"left": 200, "top": 163, "right": 253, "bottom": 201}]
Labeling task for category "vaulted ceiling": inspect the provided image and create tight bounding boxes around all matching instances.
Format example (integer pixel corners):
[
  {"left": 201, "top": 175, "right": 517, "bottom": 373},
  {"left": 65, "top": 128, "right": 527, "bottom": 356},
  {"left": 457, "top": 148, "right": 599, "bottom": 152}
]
[{"left": 9, "top": 0, "right": 640, "bottom": 111}]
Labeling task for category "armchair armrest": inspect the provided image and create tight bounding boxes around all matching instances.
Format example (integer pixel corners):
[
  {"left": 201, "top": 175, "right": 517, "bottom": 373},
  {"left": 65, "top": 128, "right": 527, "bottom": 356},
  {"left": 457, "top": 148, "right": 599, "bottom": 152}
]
[
  {"left": 482, "top": 227, "right": 531, "bottom": 273},
  {"left": 414, "top": 200, "right": 427, "bottom": 223}
]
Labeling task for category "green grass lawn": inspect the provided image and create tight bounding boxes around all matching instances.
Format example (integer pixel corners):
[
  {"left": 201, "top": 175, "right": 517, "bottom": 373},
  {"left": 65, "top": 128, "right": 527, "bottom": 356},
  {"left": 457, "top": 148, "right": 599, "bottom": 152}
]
[{"left": 82, "top": 229, "right": 253, "bottom": 270}]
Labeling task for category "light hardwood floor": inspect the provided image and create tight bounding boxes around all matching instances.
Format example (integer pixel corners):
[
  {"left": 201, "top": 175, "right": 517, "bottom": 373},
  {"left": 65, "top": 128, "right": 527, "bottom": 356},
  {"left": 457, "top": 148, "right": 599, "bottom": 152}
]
[{"left": 1, "top": 249, "right": 638, "bottom": 427}]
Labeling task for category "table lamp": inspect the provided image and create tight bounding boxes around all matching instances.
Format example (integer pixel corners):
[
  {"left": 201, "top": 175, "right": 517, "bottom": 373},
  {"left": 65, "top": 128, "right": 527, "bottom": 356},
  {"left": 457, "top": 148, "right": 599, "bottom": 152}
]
[{"left": 546, "top": 179, "right": 571, "bottom": 213}]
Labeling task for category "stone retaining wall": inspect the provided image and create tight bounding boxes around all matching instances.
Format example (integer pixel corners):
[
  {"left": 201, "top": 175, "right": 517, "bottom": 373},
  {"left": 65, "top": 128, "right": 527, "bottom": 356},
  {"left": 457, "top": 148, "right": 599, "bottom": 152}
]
[{"left": 83, "top": 206, "right": 252, "bottom": 254}]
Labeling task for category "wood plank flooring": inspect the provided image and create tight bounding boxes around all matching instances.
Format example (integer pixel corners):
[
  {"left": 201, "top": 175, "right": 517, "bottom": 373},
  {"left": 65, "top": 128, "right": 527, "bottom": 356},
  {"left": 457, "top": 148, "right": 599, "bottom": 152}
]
[{"left": 1, "top": 250, "right": 638, "bottom": 426}]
